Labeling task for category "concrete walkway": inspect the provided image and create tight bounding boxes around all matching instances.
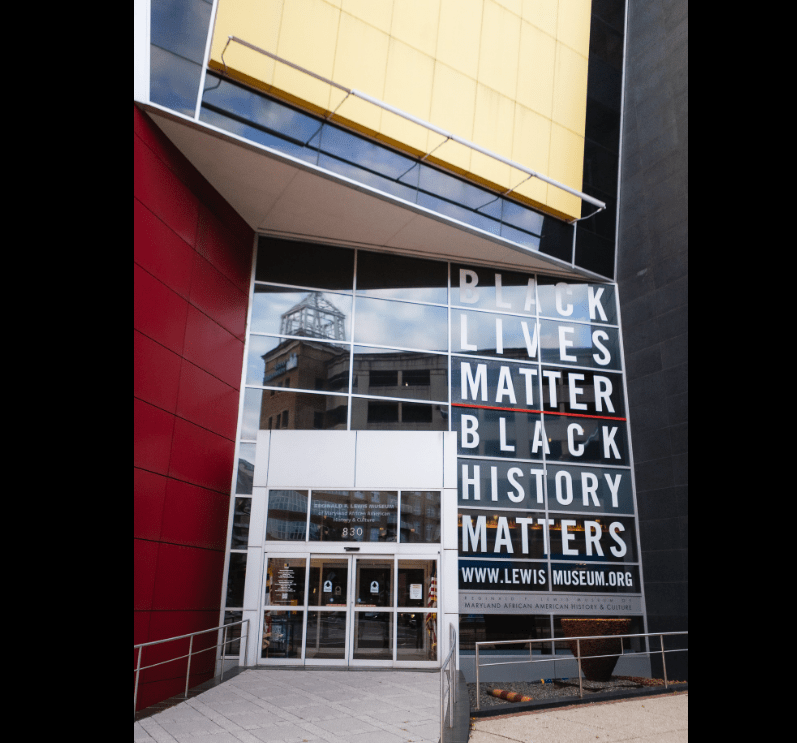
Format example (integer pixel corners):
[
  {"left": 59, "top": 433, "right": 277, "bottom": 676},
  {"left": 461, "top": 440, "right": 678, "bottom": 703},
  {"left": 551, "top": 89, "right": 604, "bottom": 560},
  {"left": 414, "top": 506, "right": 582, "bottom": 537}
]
[
  {"left": 134, "top": 669, "right": 442, "bottom": 743},
  {"left": 470, "top": 692, "right": 688, "bottom": 743}
]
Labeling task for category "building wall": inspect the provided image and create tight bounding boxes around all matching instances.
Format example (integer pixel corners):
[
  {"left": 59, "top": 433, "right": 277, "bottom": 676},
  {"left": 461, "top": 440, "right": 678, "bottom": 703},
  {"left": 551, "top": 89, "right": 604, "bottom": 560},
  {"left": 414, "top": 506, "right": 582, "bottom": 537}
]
[
  {"left": 616, "top": 0, "right": 688, "bottom": 678},
  {"left": 209, "top": 0, "right": 591, "bottom": 220},
  {"left": 134, "top": 106, "right": 254, "bottom": 710}
]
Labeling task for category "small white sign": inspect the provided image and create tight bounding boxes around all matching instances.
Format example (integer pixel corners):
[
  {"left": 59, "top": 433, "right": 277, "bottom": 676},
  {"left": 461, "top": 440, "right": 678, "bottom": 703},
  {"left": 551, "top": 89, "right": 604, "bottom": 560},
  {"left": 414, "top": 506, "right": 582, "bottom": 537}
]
[
  {"left": 370, "top": 581, "right": 379, "bottom": 594},
  {"left": 410, "top": 584, "right": 422, "bottom": 600},
  {"left": 323, "top": 580, "right": 332, "bottom": 593}
]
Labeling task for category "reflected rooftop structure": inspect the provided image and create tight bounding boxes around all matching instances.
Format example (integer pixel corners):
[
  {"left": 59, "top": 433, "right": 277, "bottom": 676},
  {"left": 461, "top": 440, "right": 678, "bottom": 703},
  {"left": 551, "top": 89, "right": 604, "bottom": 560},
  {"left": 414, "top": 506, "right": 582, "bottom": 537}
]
[{"left": 280, "top": 292, "right": 346, "bottom": 341}]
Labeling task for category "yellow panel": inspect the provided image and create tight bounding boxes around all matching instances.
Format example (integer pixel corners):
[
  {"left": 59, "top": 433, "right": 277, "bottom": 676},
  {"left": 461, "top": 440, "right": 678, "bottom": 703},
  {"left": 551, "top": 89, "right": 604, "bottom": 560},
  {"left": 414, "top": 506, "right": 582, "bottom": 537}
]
[
  {"left": 332, "top": 13, "right": 390, "bottom": 131},
  {"left": 547, "top": 123, "right": 584, "bottom": 217},
  {"left": 382, "top": 39, "right": 435, "bottom": 153},
  {"left": 470, "top": 85, "right": 515, "bottom": 186},
  {"left": 478, "top": 1, "right": 521, "bottom": 100},
  {"left": 426, "top": 65, "right": 476, "bottom": 172},
  {"left": 210, "top": 0, "right": 284, "bottom": 88},
  {"left": 521, "top": 0, "right": 558, "bottom": 37},
  {"left": 511, "top": 105, "right": 551, "bottom": 204},
  {"left": 390, "top": 0, "right": 440, "bottom": 58},
  {"left": 436, "top": 0, "right": 483, "bottom": 80},
  {"left": 341, "top": 0, "right": 394, "bottom": 33},
  {"left": 557, "top": 0, "right": 592, "bottom": 55},
  {"left": 494, "top": 0, "right": 522, "bottom": 15},
  {"left": 516, "top": 21, "right": 555, "bottom": 119},
  {"left": 207, "top": 0, "right": 588, "bottom": 222},
  {"left": 552, "top": 41, "right": 588, "bottom": 136},
  {"left": 274, "top": 0, "right": 340, "bottom": 110}
]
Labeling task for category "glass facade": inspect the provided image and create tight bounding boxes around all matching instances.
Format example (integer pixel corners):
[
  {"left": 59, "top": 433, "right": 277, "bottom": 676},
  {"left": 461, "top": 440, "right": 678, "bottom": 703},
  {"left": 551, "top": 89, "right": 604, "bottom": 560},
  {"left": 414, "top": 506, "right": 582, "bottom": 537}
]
[{"left": 224, "top": 238, "right": 642, "bottom": 659}]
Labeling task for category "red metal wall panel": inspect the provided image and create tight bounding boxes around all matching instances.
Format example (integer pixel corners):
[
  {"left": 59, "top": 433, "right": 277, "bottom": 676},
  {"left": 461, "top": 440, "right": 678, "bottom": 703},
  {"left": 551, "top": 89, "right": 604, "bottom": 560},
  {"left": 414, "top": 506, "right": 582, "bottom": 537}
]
[{"left": 134, "top": 105, "right": 253, "bottom": 712}]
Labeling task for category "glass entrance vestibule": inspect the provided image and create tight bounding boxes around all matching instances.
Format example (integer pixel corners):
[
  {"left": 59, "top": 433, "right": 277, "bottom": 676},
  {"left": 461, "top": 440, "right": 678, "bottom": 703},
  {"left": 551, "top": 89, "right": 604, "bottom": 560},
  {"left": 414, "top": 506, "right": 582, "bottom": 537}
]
[{"left": 261, "top": 553, "right": 439, "bottom": 667}]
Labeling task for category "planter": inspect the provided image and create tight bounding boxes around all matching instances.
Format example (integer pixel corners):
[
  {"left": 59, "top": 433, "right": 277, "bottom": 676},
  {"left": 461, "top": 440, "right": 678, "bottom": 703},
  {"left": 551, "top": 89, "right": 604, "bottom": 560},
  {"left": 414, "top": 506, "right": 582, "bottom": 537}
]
[{"left": 561, "top": 618, "right": 631, "bottom": 682}]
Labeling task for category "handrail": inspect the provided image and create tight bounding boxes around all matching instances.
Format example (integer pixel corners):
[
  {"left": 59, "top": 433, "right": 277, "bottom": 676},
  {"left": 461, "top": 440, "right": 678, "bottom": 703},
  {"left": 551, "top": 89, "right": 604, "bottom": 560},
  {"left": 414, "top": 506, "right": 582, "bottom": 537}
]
[
  {"left": 220, "top": 36, "right": 606, "bottom": 222},
  {"left": 134, "top": 619, "right": 249, "bottom": 719},
  {"left": 440, "top": 624, "right": 457, "bottom": 743},
  {"left": 474, "top": 630, "right": 687, "bottom": 710}
]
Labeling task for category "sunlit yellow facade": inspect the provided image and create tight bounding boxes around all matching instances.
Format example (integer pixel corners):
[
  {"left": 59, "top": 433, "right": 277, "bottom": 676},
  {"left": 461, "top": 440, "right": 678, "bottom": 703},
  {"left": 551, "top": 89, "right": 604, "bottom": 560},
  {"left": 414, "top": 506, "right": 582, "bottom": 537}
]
[{"left": 209, "top": 0, "right": 591, "bottom": 220}]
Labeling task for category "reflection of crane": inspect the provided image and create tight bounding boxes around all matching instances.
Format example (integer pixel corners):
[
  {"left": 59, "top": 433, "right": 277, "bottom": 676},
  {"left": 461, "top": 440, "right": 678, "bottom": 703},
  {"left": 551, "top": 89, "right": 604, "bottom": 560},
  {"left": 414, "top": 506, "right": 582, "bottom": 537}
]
[{"left": 280, "top": 292, "right": 346, "bottom": 341}]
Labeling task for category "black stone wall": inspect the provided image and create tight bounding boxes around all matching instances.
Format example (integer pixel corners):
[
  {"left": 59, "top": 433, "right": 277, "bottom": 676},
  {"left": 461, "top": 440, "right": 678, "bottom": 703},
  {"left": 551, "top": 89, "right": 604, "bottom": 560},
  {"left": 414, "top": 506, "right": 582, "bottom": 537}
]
[{"left": 616, "top": 0, "right": 688, "bottom": 679}]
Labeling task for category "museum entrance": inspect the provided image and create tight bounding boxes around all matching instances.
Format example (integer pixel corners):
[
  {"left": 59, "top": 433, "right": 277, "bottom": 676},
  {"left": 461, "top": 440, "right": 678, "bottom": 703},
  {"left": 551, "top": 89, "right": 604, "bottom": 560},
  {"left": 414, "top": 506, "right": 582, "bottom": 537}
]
[{"left": 260, "top": 553, "right": 439, "bottom": 667}]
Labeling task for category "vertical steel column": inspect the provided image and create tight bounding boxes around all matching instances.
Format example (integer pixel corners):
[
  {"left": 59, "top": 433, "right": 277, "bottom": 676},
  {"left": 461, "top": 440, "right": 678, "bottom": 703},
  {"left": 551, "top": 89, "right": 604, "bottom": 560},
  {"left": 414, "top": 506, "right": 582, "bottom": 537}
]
[
  {"left": 185, "top": 635, "right": 194, "bottom": 697},
  {"left": 134, "top": 645, "right": 142, "bottom": 719},
  {"left": 661, "top": 635, "right": 668, "bottom": 689},
  {"left": 576, "top": 639, "right": 583, "bottom": 698},
  {"left": 220, "top": 627, "right": 228, "bottom": 681},
  {"left": 475, "top": 644, "right": 481, "bottom": 711}
]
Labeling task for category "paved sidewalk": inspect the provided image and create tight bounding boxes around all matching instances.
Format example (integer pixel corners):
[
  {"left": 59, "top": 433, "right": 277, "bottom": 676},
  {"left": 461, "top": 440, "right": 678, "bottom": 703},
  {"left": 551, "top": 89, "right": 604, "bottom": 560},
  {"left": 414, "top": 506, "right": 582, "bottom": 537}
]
[
  {"left": 470, "top": 691, "right": 688, "bottom": 743},
  {"left": 134, "top": 669, "right": 441, "bottom": 743}
]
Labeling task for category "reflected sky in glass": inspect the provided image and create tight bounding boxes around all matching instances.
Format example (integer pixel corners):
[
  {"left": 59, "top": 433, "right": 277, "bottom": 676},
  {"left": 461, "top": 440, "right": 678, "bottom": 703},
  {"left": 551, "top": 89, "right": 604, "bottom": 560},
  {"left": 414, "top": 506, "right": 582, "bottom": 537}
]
[{"left": 354, "top": 297, "right": 448, "bottom": 352}]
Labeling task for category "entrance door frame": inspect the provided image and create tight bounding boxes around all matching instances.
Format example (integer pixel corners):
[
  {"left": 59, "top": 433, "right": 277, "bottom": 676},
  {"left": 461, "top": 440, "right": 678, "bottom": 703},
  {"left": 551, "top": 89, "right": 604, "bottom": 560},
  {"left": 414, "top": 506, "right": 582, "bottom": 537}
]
[{"left": 258, "top": 543, "right": 440, "bottom": 669}]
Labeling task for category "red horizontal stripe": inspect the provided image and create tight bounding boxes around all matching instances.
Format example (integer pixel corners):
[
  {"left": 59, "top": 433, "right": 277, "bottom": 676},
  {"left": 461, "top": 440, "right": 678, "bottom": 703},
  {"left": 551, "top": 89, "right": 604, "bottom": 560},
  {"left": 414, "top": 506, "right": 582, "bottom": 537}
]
[{"left": 452, "top": 402, "right": 626, "bottom": 422}]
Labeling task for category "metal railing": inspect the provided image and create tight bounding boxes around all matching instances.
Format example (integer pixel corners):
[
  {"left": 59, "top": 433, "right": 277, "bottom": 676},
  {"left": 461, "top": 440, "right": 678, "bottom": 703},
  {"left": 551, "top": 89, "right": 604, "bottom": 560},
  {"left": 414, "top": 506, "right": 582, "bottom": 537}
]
[
  {"left": 440, "top": 624, "right": 457, "bottom": 742},
  {"left": 219, "top": 36, "right": 606, "bottom": 223},
  {"left": 134, "top": 619, "right": 250, "bottom": 718},
  {"left": 474, "top": 630, "right": 687, "bottom": 710}
]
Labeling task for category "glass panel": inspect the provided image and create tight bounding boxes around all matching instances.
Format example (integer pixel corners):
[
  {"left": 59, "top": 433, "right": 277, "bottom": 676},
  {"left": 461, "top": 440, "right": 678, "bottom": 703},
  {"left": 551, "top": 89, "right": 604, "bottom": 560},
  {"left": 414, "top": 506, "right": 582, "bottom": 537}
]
[
  {"left": 397, "top": 613, "right": 437, "bottom": 661},
  {"left": 452, "top": 309, "right": 540, "bottom": 361},
  {"left": 458, "top": 511, "right": 548, "bottom": 558},
  {"left": 256, "top": 238, "right": 355, "bottom": 291},
  {"left": 265, "top": 557, "right": 307, "bottom": 607},
  {"left": 539, "top": 319, "right": 621, "bottom": 370},
  {"left": 308, "top": 558, "right": 349, "bottom": 607},
  {"left": 222, "top": 611, "right": 243, "bottom": 656},
  {"left": 397, "top": 560, "right": 436, "bottom": 607},
  {"left": 317, "top": 154, "right": 419, "bottom": 202},
  {"left": 319, "top": 125, "right": 417, "bottom": 181},
  {"left": 399, "top": 493, "right": 441, "bottom": 544},
  {"left": 352, "top": 612, "right": 393, "bottom": 660},
  {"left": 225, "top": 552, "right": 247, "bottom": 607},
  {"left": 452, "top": 357, "right": 541, "bottom": 408},
  {"left": 247, "top": 335, "right": 350, "bottom": 392},
  {"left": 262, "top": 610, "right": 304, "bottom": 659},
  {"left": 251, "top": 287, "right": 352, "bottom": 340},
  {"left": 352, "top": 347, "right": 448, "bottom": 402},
  {"left": 309, "top": 491, "right": 398, "bottom": 543},
  {"left": 545, "top": 465, "right": 634, "bottom": 515},
  {"left": 458, "top": 559, "right": 550, "bottom": 592},
  {"left": 305, "top": 611, "right": 347, "bottom": 660},
  {"left": 203, "top": 76, "right": 323, "bottom": 145},
  {"left": 235, "top": 443, "right": 255, "bottom": 494},
  {"left": 453, "top": 406, "right": 543, "bottom": 459},
  {"left": 266, "top": 490, "right": 308, "bottom": 542},
  {"left": 200, "top": 106, "right": 319, "bottom": 163},
  {"left": 355, "top": 560, "right": 394, "bottom": 608},
  {"left": 150, "top": 0, "right": 212, "bottom": 65},
  {"left": 243, "top": 389, "right": 348, "bottom": 435},
  {"left": 459, "top": 615, "right": 551, "bottom": 653},
  {"left": 548, "top": 516, "right": 637, "bottom": 563},
  {"left": 451, "top": 264, "right": 537, "bottom": 316},
  {"left": 458, "top": 459, "right": 546, "bottom": 509},
  {"left": 537, "top": 279, "right": 617, "bottom": 325},
  {"left": 230, "top": 497, "right": 252, "bottom": 549},
  {"left": 350, "top": 398, "right": 448, "bottom": 431},
  {"left": 353, "top": 297, "right": 448, "bottom": 352},
  {"left": 550, "top": 563, "right": 641, "bottom": 594},
  {"left": 356, "top": 250, "right": 447, "bottom": 304},
  {"left": 149, "top": 45, "right": 202, "bottom": 116},
  {"left": 539, "top": 367, "right": 625, "bottom": 418},
  {"left": 542, "top": 415, "right": 629, "bottom": 466},
  {"left": 553, "top": 616, "right": 645, "bottom": 655}
]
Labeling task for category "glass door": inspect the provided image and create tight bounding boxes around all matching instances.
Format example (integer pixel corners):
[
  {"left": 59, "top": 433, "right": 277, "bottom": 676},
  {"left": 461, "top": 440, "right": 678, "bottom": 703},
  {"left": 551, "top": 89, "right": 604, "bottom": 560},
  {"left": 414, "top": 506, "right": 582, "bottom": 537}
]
[
  {"left": 350, "top": 558, "right": 394, "bottom": 665},
  {"left": 305, "top": 556, "right": 350, "bottom": 665}
]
